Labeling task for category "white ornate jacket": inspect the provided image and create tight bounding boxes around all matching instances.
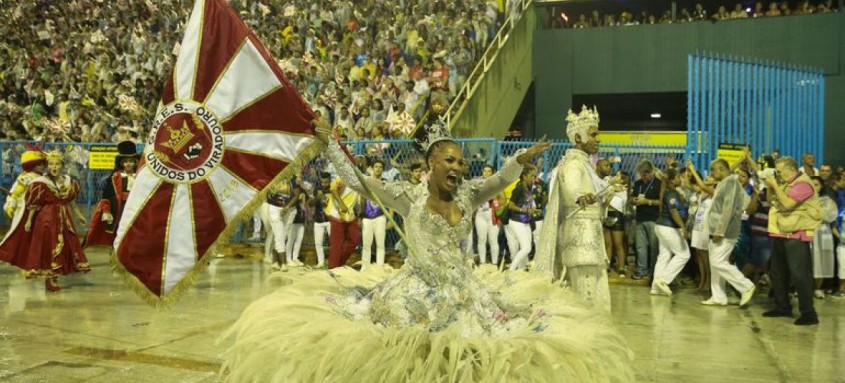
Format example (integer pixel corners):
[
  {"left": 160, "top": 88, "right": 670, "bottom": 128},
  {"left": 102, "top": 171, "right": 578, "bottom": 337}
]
[{"left": 534, "top": 149, "right": 608, "bottom": 280}]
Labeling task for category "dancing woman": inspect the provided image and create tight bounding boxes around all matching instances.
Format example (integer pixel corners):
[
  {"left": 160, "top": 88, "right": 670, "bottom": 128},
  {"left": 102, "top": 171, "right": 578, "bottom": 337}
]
[
  {"left": 0, "top": 151, "right": 90, "bottom": 291},
  {"left": 220, "top": 124, "right": 634, "bottom": 382}
]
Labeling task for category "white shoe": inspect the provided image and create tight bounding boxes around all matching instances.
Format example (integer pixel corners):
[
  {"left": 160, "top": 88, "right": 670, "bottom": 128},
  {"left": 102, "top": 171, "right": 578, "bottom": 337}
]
[
  {"left": 649, "top": 289, "right": 662, "bottom": 296},
  {"left": 814, "top": 290, "right": 825, "bottom": 299},
  {"left": 701, "top": 298, "right": 727, "bottom": 306},
  {"left": 315, "top": 261, "right": 325, "bottom": 268},
  {"left": 740, "top": 286, "right": 756, "bottom": 307},
  {"left": 263, "top": 257, "right": 273, "bottom": 264},
  {"left": 271, "top": 262, "right": 281, "bottom": 270},
  {"left": 654, "top": 279, "right": 673, "bottom": 296}
]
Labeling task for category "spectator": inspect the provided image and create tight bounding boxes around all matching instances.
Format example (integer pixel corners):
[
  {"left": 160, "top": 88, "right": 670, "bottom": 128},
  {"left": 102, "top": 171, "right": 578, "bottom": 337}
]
[
  {"left": 651, "top": 168, "right": 692, "bottom": 296},
  {"left": 713, "top": 5, "right": 731, "bottom": 20},
  {"left": 800, "top": 152, "right": 819, "bottom": 176},
  {"left": 766, "top": 2, "right": 783, "bottom": 16},
  {"left": 763, "top": 156, "right": 821, "bottom": 325},
  {"left": 693, "top": 3, "right": 709, "bottom": 20},
  {"left": 631, "top": 160, "right": 662, "bottom": 280},
  {"left": 573, "top": 14, "right": 590, "bottom": 28},
  {"left": 752, "top": 2, "right": 766, "bottom": 17},
  {"left": 780, "top": 1, "right": 793, "bottom": 15},
  {"left": 730, "top": 3, "right": 750, "bottom": 18}
]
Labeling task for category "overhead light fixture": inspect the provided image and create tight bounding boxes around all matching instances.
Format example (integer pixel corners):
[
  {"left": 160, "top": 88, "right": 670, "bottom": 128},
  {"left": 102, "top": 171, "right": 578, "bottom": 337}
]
[{"left": 650, "top": 113, "right": 662, "bottom": 119}]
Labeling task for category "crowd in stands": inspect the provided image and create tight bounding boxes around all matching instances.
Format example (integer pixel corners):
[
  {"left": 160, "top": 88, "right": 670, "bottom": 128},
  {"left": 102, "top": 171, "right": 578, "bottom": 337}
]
[
  {"left": 548, "top": 0, "right": 838, "bottom": 28},
  {"left": 0, "top": 0, "right": 511, "bottom": 143}
]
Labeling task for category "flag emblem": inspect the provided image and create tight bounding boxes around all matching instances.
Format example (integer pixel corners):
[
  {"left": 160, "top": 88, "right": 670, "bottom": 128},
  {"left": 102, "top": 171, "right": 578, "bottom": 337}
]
[
  {"left": 147, "top": 101, "right": 225, "bottom": 184},
  {"left": 112, "top": 0, "right": 320, "bottom": 306}
]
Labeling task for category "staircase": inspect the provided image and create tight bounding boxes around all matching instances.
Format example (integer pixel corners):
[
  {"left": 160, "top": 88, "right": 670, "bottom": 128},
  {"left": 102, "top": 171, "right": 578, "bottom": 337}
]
[{"left": 446, "top": 0, "right": 536, "bottom": 139}]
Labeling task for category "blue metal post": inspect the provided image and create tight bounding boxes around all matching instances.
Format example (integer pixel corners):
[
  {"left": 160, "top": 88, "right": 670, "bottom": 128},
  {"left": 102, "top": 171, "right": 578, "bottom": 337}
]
[
  {"left": 717, "top": 56, "right": 724, "bottom": 165},
  {"left": 779, "top": 66, "right": 786, "bottom": 158},
  {"left": 708, "top": 55, "right": 716, "bottom": 170},
  {"left": 818, "top": 72, "right": 825, "bottom": 162},
  {"left": 760, "top": 62, "right": 766, "bottom": 154},
  {"left": 769, "top": 65, "right": 775, "bottom": 157},
  {"left": 687, "top": 55, "right": 694, "bottom": 163}
]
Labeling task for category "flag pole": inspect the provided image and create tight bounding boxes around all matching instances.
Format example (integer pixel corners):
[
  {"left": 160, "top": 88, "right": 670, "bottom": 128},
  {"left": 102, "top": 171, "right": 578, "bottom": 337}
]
[{"left": 317, "top": 127, "right": 412, "bottom": 249}]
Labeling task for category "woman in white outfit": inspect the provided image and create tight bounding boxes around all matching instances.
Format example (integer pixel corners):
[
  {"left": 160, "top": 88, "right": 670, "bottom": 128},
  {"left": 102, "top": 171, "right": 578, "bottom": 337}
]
[
  {"left": 259, "top": 202, "right": 272, "bottom": 263},
  {"left": 651, "top": 169, "right": 692, "bottom": 296},
  {"left": 310, "top": 172, "right": 332, "bottom": 268},
  {"left": 507, "top": 166, "right": 540, "bottom": 271},
  {"left": 604, "top": 171, "right": 631, "bottom": 277},
  {"left": 360, "top": 160, "right": 388, "bottom": 269},
  {"left": 285, "top": 183, "right": 306, "bottom": 267},
  {"left": 810, "top": 176, "right": 837, "bottom": 299},
  {"left": 474, "top": 165, "right": 502, "bottom": 265},
  {"left": 687, "top": 163, "right": 716, "bottom": 291},
  {"left": 266, "top": 182, "right": 296, "bottom": 269}
]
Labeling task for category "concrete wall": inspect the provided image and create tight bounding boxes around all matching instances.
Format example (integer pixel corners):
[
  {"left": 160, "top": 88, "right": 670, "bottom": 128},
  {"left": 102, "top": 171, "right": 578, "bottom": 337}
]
[
  {"left": 452, "top": 8, "right": 536, "bottom": 138},
  {"left": 533, "top": 12, "right": 845, "bottom": 163}
]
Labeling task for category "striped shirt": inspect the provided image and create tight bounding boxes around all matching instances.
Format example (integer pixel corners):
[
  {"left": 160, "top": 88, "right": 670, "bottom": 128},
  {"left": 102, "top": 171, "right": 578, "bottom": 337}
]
[{"left": 750, "top": 188, "right": 770, "bottom": 236}]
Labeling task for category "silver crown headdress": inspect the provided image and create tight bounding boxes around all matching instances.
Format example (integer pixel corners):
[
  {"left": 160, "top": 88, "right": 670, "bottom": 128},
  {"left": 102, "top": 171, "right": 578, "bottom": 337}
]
[
  {"left": 565, "top": 105, "right": 600, "bottom": 143},
  {"left": 418, "top": 116, "right": 453, "bottom": 153}
]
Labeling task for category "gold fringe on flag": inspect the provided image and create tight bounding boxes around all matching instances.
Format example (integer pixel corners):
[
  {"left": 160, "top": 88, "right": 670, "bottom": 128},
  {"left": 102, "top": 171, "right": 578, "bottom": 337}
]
[{"left": 109, "top": 140, "right": 326, "bottom": 309}]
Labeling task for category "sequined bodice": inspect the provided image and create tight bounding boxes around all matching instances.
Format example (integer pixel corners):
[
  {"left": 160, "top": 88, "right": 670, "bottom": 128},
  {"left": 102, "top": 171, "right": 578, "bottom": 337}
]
[
  {"left": 323, "top": 140, "right": 526, "bottom": 328},
  {"left": 402, "top": 184, "right": 476, "bottom": 278}
]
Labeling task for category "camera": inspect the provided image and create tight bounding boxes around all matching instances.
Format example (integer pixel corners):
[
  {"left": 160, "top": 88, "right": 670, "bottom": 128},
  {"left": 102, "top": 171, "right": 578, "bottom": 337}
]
[{"left": 758, "top": 168, "right": 776, "bottom": 180}]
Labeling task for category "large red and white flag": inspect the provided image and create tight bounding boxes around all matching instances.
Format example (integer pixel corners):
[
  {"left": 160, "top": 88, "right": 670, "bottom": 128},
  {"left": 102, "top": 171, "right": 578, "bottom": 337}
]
[{"left": 113, "top": 0, "right": 318, "bottom": 305}]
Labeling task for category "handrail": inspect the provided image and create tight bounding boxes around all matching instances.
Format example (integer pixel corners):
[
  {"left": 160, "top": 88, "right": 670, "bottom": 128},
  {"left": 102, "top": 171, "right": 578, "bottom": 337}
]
[{"left": 444, "top": 0, "right": 534, "bottom": 133}]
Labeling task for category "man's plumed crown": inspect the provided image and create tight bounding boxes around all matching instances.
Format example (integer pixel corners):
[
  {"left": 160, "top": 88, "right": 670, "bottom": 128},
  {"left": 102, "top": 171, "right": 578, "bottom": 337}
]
[{"left": 565, "top": 105, "right": 600, "bottom": 143}]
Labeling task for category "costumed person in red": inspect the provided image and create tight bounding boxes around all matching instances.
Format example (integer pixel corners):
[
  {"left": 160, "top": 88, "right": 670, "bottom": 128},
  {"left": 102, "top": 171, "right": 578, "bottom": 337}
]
[
  {"left": 3, "top": 150, "right": 47, "bottom": 220},
  {"left": 86, "top": 141, "right": 139, "bottom": 248},
  {"left": 0, "top": 150, "right": 91, "bottom": 291}
]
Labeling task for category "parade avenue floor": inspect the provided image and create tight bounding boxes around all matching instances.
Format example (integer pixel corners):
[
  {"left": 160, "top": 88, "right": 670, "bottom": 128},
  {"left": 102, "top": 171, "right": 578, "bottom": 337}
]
[{"left": 1, "top": 246, "right": 844, "bottom": 383}]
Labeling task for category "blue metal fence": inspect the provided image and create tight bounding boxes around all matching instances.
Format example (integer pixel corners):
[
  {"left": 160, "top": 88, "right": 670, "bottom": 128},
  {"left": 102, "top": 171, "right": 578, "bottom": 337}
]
[
  {"left": 687, "top": 53, "right": 825, "bottom": 170},
  {"left": 0, "top": 139, "right": 684, "bottom": 248}
]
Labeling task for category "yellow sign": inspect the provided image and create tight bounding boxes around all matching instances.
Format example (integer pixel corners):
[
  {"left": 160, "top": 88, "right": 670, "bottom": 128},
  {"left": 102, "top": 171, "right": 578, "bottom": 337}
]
[
  {"left": 600, "top": 132, "right": 687, "bottom": 146},
  {"left": 88, "top": 145, "right": 119, "bottom": 170},
  {"left": 716, "top": 143, "right": 746, "bottom": 167}
]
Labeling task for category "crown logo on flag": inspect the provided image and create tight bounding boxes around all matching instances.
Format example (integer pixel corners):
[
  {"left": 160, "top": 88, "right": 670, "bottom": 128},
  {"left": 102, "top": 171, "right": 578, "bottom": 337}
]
[
  {"left": 161, "top": 117, "right": 198, "bottom": 153},
  {"left": 418, "top": 116, "right": 452, "bottom": 152}
]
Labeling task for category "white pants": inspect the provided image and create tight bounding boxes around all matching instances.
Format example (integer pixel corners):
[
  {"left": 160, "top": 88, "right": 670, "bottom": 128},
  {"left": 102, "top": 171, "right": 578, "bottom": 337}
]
[
  {"left": 504, "top": 223, "right": 517, "bottom": 261},
  {"left": 260, "top": 203, "right": 273, "bottom": 260},
  {"left": 286, "top": 223, "right": 304, "bottom": 262},
  {"left": 709, "top": 238, "right": 754, "bottom": 303},
  {"left": 475, "top": 211, "right": 500, "bottom": 265},
  {"left": 837, "top": 245, "right": 845, "bottom": 279},
  {"left": 252, "top": 211, "right": 263, "bottom": 237},
  {"left": 362, "top": 216, "right": 387, "bottom": 266},
  {"left": 267, "top": 204, "right": 295, "bottom": 256},
  {"left": 314, "top": 221, "right": 330, "bottom": 264},
  {"left": 532, "top": 219, "right": 543, "bottom": 251},
  {"left": 507, "top": 221, "right": 533, "bottom": 271},
  {"left": 654, "top": 225, "right": 691, "bottom": 285}
]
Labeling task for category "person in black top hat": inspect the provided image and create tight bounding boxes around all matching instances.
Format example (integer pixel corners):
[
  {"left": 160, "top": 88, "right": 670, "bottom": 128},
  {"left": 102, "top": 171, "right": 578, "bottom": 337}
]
[{"left": 85, "top": 141, "right": 140, "bottom": 248}]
